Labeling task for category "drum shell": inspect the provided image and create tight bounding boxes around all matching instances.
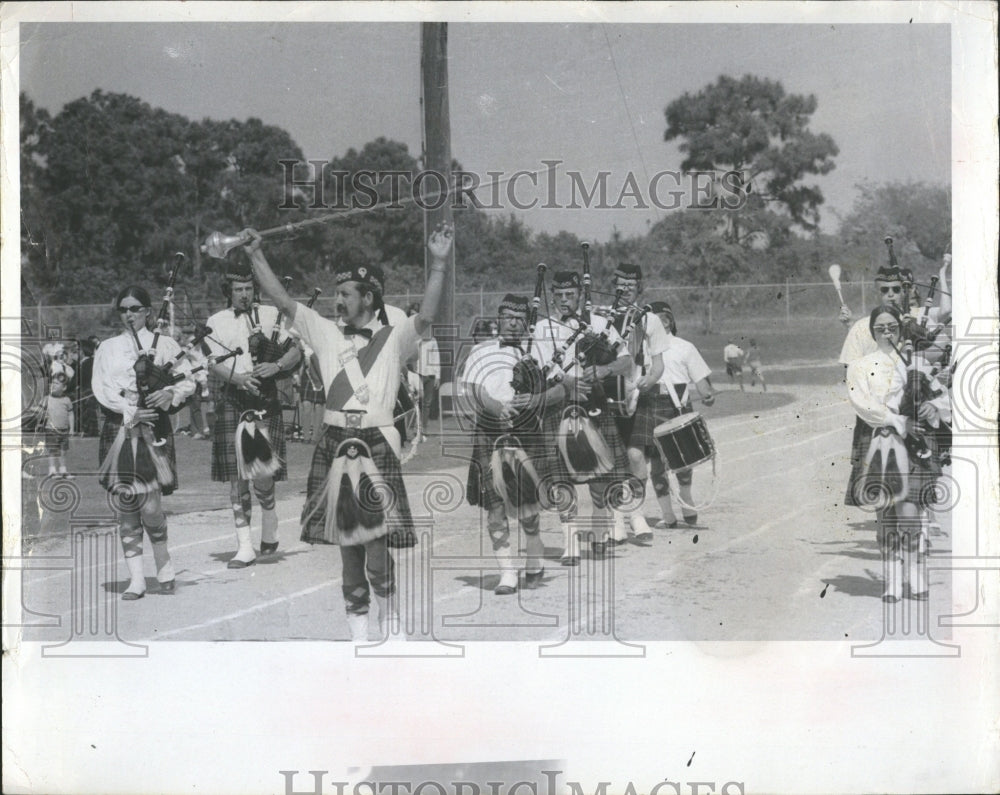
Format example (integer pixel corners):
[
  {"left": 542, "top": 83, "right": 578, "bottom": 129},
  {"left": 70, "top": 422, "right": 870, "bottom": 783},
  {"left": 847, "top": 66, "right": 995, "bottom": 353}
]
[{"left": 653, "top": 412, "right": 715, "bottom": 472}]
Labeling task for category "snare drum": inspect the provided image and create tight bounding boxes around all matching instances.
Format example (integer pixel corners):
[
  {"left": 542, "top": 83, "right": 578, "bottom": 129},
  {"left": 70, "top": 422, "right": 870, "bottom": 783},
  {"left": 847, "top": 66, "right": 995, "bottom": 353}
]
[{"left": 653, "top": 412, "right": 715, "bottom": 472}]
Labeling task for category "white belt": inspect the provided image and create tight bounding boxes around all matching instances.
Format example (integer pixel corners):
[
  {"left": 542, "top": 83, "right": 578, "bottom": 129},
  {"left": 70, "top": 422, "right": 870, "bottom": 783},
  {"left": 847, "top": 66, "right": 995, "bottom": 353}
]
[{"left": 324, "top": 408, "right": 393, "bottom": 429}]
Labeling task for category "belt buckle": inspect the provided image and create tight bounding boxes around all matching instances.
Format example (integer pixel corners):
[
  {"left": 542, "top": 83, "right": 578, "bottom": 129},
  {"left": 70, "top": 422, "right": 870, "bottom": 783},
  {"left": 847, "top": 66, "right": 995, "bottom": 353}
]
[{"left": 343, "top": 411, "right": 365, "bottom": 429}]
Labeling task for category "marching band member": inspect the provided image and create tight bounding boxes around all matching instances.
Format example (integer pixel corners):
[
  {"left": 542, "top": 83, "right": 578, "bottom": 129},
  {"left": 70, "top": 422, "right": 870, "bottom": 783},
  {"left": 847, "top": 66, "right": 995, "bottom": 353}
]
[
  {"left": 607, "top": 264, "right": 668, "bottom": 541},
  {"left": 244, "top": 224, "right": 454, "bottom": 641},
  {"left": 93, "top": 286, "right": 196, "bottom": 600},
  {"left": 838, "top": 265, "right": 906, "bottom": 510},
  {"left": 532, "top": 271, "right": 632, "bottom": 565},
  {"left": 647, "top": 302, "right": 715, "bottom": 528},
  {"left": 846, "top": 304, "right": 949, "bottom": 602},
  {"left": 205, "top": 260, "right": 302, "bottom": 569},
  {"left": 463, "top": 294, "right": 563, "bottom": 595}
]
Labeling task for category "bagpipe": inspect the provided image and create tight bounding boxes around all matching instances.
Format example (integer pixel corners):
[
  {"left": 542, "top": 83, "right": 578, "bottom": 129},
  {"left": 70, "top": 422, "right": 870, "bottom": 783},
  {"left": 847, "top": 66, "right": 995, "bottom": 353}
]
[
  {"left": 492, "top": 263, "right": 549, "bottom": 520},
  {"left": 245, "top": 275, "right": 299, "bottom": 413},
  {"left": 859, "top": 239, "right": 952, "bottom": 504},
  {"left": 547, "top": 243, "right": 622, "bottom": 480},
  {"left": 887, "top": 237, "right": 951, "bottom": 467},
  {"left": 236, "top": 278, "right": 303, "bottom": 480},
  {"left": 127, "top": 253, "right": 206, "bottom": 446}
]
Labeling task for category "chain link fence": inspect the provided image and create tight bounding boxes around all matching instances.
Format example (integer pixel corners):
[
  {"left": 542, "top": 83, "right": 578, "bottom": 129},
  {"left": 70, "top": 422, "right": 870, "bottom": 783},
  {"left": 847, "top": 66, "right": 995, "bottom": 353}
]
[{"left": 22, "top": 280, "right": 874, "bottom": 340}]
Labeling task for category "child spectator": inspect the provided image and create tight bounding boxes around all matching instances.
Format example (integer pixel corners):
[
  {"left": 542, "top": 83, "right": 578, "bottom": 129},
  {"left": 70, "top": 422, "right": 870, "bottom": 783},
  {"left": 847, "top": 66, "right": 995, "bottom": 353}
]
[{"left": 45, "top": 372, "right": 74, "bottom": 478}]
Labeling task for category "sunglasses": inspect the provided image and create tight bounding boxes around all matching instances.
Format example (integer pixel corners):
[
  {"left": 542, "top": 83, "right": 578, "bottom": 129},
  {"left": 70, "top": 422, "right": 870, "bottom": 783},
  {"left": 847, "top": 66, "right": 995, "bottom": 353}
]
[
  {"left": 879, "top": 286, "right": 903, "bottom": 295},
  {"left": 872, "top": 324, "right": 900, "bottom": 334},
  {"left": 118, "top": 304, "right": 147, "bottom": 313}
]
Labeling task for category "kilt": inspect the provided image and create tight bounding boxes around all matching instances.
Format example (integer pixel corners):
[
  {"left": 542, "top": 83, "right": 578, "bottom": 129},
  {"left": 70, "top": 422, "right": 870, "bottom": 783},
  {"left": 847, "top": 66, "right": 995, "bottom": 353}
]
[
  {"left": 614, "top": 391, "right": 660, "bottom": 450},
  {"left": 301, "top": 424, "right": 414, "bottom": 546},
  {"left": 850, "top": 424, "right": 944, "bottom": 509},
  {"left": 844, "top": 417, "right": 873, "bottom": 507},
  {"left": 302, "top": 382, "right": 325, "bottom": 404},
  {"left": 211, "top": 387, "right": 287, "bottom": 482},
  {"left": 541, "top": 401, "right": 631, "bottom": 511},
  {"left": 98, "top": 412, "right": 178, "bottom": 496},
  {"left": 45, "top": 428, "right": 70, "bottom": 455},
  {"left": 466, "top": 412, "right": 550, "bottom": 511}
]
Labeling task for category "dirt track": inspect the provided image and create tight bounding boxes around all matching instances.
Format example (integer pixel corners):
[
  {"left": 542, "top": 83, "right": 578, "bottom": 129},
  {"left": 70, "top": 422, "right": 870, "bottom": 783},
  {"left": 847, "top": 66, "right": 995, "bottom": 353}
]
[{"left": 12, "top": 379, "right": 957, "bottom": 651}]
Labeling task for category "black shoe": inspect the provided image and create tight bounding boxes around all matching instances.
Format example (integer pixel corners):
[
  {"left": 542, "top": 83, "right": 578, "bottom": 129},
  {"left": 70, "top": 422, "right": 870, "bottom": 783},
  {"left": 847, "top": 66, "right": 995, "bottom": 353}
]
[
  {"left": 882, "top": 593, "right": 900, "bottom": 604},
  {"left": 260, "top": 541, "right": 278, "bottom": 556},
  {"left": 227, "top": 557, "right": 256, "bottom": 569},
  {"left": 560, "top": 555, "right": 580, "bottom": 567},
  {"left": 591, "top": 541, "right": 608, "bottom": 558},
  {"left": 683, "top": 513, "right": 698, "bottom": 526},
  {"left": 524, "top": 568, "right": 545, "bottom": 588},
  {"left": 158, "top": 580, "right": 176, "bottom": 594}
]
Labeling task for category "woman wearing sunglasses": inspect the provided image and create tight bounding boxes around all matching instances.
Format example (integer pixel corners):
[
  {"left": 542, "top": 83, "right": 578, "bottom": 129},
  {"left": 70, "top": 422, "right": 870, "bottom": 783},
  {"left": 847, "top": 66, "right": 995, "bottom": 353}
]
[
  {"left": 92, "top": 286, "right": 196, "bottom": 600},
  {"left": 845, "top": 304, "right": 950, "bottom": 602}
]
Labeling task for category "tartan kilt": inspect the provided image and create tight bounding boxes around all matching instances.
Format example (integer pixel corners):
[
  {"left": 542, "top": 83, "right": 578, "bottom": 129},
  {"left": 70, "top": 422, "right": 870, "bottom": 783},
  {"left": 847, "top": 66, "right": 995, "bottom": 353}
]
[
  {"left": 466, "top": 412, "right": 551, "bottom": 511},
  {"left": 211, "top": 388, "right": 286, "bottom": 482},
  {"left": 849, "top": 422, "right": 944, "bottom": 509},
  {"left": 302, "top": 383, "right": 325, "bottom": 404},
  {"left": 98, "top": 413, "right": 178, "bottom": 496},
  {"left": 540, "top": 401, "right": 631, "bottom": 511},
  {"left": 301, "top": 424, "right": 415, "bottom": 547},
  {"left": 614, "top": 391, "right": 661, "bottom": 450},
  {"left": 844, "top": 417, "right": 873, "bottom": 507}
]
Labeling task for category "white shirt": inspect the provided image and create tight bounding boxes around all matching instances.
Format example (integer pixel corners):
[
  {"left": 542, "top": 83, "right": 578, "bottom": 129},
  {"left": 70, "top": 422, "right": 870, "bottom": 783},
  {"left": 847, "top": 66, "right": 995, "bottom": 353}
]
[
  {"left": 92, "top": 329, "right": 195, "bottom": 425},
  {"left": 845, "top": 349, "right": 950, "bottom": 434},
  {"left": 292, "top": 303, "right": 420, "bottom": 417},
  {"left": 416, "top": 338, "right": 441, "bottom": 379},
  {"left": 460, "top": 339, "right": 528, "bottom": 406},
  {"left": 723, "top": 343, "right": 744, "bottom": 363},
  {"left": 661, "top": 335, "right": 712, "bottom": 388},
  {"left": 204, "top": 304, "right": 290, "bottom": 375},
  {"left": 630, "top": 310, "right": 670, "bottom": 363}
]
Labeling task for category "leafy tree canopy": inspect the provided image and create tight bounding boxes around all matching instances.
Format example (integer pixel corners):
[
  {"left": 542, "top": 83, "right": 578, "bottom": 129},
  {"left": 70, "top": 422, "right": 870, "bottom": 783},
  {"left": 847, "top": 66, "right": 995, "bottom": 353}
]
[{"left": 665, "top": 74, "right": 839, "bottom": 238}]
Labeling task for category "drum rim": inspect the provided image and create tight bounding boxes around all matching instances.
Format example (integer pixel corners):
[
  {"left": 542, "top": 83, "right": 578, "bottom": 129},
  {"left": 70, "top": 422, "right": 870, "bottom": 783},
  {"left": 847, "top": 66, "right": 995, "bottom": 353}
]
[{"left": 653, "top": 411, "right": 702, "bottom": 434}]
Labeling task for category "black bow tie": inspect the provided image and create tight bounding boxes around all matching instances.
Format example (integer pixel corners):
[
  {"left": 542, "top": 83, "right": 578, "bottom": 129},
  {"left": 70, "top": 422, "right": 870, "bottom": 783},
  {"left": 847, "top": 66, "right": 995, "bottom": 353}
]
[
  {"left": 233, "top": 307, "right": 250, "bottom": 318},
  {"left": 342, "top": 325, "right": 373, "bottom": 341},
  {"left": 560, "top": 313, "right": 578, "bottom": 324}
]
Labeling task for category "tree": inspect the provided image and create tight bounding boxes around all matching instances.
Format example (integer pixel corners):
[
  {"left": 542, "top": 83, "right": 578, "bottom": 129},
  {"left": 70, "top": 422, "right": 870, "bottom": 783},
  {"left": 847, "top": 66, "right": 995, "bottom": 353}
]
[
  {"left": 19, "top": 92, "right": 53, "bottom": 304},
  {"left": 664, "top": 74, "right": 839, "bottom": 241},
  {"left": 20, "top": 90, "right": 308, "bottom": 305},
  {"left": 836, "top": 181, "right": 951, "bottom": 278}
]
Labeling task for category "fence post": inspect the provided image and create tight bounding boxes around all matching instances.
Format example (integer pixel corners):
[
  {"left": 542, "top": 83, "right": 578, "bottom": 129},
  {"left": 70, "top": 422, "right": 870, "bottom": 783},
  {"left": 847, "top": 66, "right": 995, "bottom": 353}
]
[{"left": 785, "top": 278, "right": 790, "bottom": 325}]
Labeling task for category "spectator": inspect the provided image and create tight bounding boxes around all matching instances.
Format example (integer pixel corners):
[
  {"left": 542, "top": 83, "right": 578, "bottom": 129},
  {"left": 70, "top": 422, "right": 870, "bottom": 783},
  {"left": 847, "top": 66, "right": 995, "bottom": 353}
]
[
  {"left": 44, "top": 372, "right": 74, "bottom": 478},
  {"left": 723, "top": 339, "right": 745, "bottom": 391}
]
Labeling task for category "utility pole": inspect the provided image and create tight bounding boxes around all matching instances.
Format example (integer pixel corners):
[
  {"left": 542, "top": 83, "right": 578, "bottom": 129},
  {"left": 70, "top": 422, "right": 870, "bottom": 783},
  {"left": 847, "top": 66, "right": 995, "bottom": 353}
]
[{"left": 421, "top": 22, "right": 457, "bottom": 380}]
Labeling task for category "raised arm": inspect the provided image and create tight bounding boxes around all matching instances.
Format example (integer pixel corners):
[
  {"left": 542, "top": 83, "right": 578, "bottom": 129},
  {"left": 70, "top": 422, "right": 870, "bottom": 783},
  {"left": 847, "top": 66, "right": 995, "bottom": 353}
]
[
  {"left": 243, "top": 230, "right": 297, "bottom": 321},
  {"left": 414, "top": 223, "right": 455, "bottom": 336}
]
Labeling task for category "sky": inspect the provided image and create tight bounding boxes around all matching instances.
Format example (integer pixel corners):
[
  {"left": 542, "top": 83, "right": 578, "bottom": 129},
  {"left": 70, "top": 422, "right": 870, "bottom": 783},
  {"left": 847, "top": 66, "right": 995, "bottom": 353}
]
[{"left": 16, "top": 18, "right": 951, "bottom": 243}]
